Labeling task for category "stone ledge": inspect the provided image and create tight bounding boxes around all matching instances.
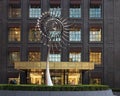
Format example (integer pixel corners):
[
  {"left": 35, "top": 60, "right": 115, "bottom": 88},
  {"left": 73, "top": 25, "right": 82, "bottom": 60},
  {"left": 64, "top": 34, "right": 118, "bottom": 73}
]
[{"left": 0, "top": 89, "right": 115, "bottom": 96}]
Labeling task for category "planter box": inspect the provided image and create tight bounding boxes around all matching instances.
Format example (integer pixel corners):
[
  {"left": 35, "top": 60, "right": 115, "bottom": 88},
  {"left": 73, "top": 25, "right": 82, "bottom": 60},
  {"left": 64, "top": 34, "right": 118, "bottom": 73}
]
[{"left": 0, "top": 90, "right": 115, "bottom": 96}]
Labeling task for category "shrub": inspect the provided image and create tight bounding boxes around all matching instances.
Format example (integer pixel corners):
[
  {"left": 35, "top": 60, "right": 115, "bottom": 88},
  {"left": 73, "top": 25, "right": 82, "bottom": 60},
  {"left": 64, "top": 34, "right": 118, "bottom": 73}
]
[
  {"left": 0, "top": 84, "right": 109, "bottom": 91},
  {"left": 112, "top": 88, "right": 120, "bottom": 92}
]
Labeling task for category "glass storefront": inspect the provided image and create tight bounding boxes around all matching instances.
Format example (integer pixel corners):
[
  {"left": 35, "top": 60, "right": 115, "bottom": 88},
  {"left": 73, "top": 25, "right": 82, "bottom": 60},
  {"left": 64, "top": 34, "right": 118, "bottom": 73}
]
[
  {"left": 27, "top": 69, "right": 43, "bottom": 84},
  {"left": 14, "top": 61, "right": 94, "bottom": 85},
  {"left": 68, "top": 70, "right": 81, "bottom": 85},
  {"left": 26, "top": 69, "right": 82, "bottom": 85}
]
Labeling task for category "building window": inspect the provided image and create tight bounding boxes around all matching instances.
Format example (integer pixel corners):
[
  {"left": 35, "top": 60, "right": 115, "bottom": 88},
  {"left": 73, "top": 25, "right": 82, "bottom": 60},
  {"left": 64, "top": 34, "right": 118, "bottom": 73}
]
[
  {"left": 28, "top": 52, "right": 41, "bottom": 61},
  {"left": 29, "top": 0, "right": 41, "bottom": 18},
  {"left": 89, "top": 27, "right": 102, "bottom": 42},
  {"left": 89, "top": 48, "right": 102, "bottom": 64},
  {"left": 9, "top": 51, "right": 20, "bottom": 64},
  {"left": 29, "top": 26, "right": 40, "bottom": 42},
  {"left": 50, "top": 31, "right": 61, "bottom": 41},
  {"left": 8, "top": 27, "right": 21, "bottom": 42},
  {"left": 90, "top": 78, "right": 101, "bottom": 84},
  {"left": 69, "top": 0, "right": 81, "bottom": 18},
  {"left": 69, "top": 48, "right": 81, "bottom": 62},
  {"left": 50, "top": 0, "right": 61, "bottom": 16},
  {"left": 8, "top": 3, "right": 21, "bottom": 18},
  {"left": 69, "top": 25, "right": 81, "bottom": 42},
  {"left": 49, "top": 52, "right": 61, "bottom": 62},
  {"left": 89, "top": 2, "right": 102, "bottom": 18}
]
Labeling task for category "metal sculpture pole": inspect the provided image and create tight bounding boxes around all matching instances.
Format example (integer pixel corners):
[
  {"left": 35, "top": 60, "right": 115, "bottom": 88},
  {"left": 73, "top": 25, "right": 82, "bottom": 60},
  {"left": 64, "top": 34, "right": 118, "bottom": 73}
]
[
  {"left": 46, "top": 45, "right": 53, "bottom": 86},
  {"left": 35, "top": 9, "right": 69, "bottom": 86}
]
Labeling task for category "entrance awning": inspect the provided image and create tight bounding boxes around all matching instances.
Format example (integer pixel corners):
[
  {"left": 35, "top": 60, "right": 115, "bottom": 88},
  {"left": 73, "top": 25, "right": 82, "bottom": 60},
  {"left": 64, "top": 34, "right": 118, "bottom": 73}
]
[{"left": 14, "top": 62, "right": 94, "bottom": 70}]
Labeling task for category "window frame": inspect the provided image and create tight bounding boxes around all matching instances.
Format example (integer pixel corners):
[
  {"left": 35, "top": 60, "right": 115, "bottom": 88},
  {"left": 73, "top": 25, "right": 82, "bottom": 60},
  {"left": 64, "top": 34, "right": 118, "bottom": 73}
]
[
  {"left": 89, "top": 26, "right": 102, "bottom": 42},
  {"left": 89, "top": 0, "right": 102, "bottom": 19},
  {"left": 49, "top": 50, "right": 61, "bottom": 62},
  {"left": 8, "top": 47, "right": 21, "bottom": 66},
  {"left": 69, "top": 25, "right": 81, "bottom": 42},
  {"left": 8, "top": 3, "right": 21, "bottom": 18},
  {"left": 69, "top": 3, "right": 81, "bottom": 18},
  {"left": 28, "top": 51, "right": 41, "bottom": 61},
  {"left": 69, "top": 48, "right": 82, "bottom": 62},
  {"left": 49, "top": 0, "right": 61, "bottom": 17},
  {"left": 89, "top": 47, "right": 102, "bottom": 65},
  {"left": 8, "top": 25, "right": 21, "bottom": 42},
  {"left": 29, "top": 0, "right": 41, "bottom": 18}
]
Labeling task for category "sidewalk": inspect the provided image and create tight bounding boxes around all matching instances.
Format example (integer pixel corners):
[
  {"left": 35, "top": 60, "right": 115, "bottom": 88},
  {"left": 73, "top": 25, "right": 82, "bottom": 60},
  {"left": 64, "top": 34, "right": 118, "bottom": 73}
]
[{"left": 113, "top": 92, "right": 120, "bottom": 96}]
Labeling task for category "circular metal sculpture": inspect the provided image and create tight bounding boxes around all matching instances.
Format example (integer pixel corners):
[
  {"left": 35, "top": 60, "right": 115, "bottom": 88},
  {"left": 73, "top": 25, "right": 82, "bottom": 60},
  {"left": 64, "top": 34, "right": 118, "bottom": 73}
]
[{"left": 35, "top": 9, "right": 69, "bottom": 86}]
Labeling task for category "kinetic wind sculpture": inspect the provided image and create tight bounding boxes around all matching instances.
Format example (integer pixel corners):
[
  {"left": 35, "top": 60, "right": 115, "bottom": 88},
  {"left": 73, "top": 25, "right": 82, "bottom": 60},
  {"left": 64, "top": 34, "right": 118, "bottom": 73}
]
[{"left": 35, "top": 8, "right": 69, "bottom": 86}]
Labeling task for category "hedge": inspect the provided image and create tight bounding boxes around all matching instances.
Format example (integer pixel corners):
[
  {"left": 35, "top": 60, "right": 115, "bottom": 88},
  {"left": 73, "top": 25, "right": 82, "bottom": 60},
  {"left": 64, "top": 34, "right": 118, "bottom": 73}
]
[
  {"left": 112, "top": 88, "right": 120, "bottom": 92},
  {"left": 0, "top": 84, "right": 109, "bottom": 91}
]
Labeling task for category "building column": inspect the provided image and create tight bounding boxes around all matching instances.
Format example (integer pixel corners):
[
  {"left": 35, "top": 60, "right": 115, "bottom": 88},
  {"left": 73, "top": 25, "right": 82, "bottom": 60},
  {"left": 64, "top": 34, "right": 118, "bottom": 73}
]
[
  {"left": 82, "top": 70, "right": 90, "bottom": 84},
  {"left": 41, "top": 0, "right": 49, "bottom": 12},
  {"left": 64, "top": 70, "right": 68, "bottom": 85},
  {"left": 83, "top": 0, "right": 89, "bottom": 62},
  {"left": 20, "top": 70, "right": 27, "bottom": 84},
  {"left": 0, "top": 0, "right": 8, "bottom": 84}
]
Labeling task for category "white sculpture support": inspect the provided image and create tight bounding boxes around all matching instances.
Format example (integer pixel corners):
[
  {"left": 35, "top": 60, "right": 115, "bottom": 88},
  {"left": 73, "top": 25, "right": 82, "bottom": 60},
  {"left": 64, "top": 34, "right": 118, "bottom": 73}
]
[{"left": 46, "top": 46, "right": 53, "bottom": 86}]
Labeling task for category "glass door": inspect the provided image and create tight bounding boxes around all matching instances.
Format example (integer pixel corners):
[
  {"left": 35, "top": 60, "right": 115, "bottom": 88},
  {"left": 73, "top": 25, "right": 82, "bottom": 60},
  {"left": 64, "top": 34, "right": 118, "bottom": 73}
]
[
  {"left": 51, "top": 70, "right": 64, "bottom": 85},
  {"left": 28, "top": 69, "right": 43, "bottom": 84},
  {"left": 68, "top": 69, "right": 81, "bottom": 85}
]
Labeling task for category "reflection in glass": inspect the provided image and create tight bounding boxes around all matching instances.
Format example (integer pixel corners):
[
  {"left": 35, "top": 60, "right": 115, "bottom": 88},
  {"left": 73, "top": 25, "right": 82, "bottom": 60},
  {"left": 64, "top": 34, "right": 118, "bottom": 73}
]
[
  {"left": 90, "top": 28, "right": 101, "bottom": 42},
  {"left": 29, "top": 4, "right": 41, "bottom": 18},
  {"left": 8, "top": 27, "right": 21, "bottom": 42},
  {"left": 8, "top": 4, "right": 21, "bottom": 18},
  {"left": 69, "top": 52, "right": 81, "bottom": 62},
  {"left": 49, "top": 53, "right": 61, "bottom": 62},
  {"left": 89, "top": 4, "right": 101, "bottom": 18},
  {"left": 9, "top": 51, "right": 20, "bottom": 64},
  {"left": 69, "top": 27, "right": 81, "bottom": 41},
  {"left": 28, "top": 52, "right": 41, "bottom": 61},
  {"left": 90, "top": 51, "right": 101, "bottom": 64}
]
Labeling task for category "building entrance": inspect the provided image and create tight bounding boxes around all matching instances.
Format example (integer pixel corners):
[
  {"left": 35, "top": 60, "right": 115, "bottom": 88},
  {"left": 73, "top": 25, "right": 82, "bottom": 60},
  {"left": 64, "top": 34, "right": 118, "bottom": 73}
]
[
  {"left": 27, "top": 69, "right": 82, "bottom": 85},
  {"left": 27, "top": 69, "right": 44, "bottom": 84},
  {"left": 68, "top": 70, "right": 81, "bottom": 85},
  {"left": 14, "top": 61, "right": 94, "bottom": 85}
]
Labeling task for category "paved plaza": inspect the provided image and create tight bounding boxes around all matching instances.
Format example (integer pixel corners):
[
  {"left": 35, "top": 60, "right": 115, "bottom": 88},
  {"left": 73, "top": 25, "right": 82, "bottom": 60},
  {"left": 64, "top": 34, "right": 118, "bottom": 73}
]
[
  {"left": 0, "top": 90, "right": 115, "bottom": 96},
  {"left": 113, "top": 92, "right": 120, "bottom": 96}
]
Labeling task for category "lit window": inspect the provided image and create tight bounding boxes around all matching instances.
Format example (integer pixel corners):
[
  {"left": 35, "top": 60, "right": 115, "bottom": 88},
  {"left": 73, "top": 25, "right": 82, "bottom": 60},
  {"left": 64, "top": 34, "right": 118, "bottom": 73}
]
[
  {"left": 50, "top": 0, "right": 61, "bottom": 16},
  {"left": 50, "top": 31, "right": 61, "bottom": 41},
  {"left": 29, "top": 27, "right": 40, "bottom": 42},
  {"left": 89, "top": 4, "right": 101, "bottom": 18},
  {"left": 29, "top": 0, "right": 41, "bottom": 18},
  {"left": 50, "top": 8, "right": 61, "bottom": 16},
  {"left": 8, "top": 4, "right": 21, "bottom": 18},
  {"left": 49, "top": 53, "right": 61, "bottom": 62},
  {"left": 28, "top": 52, "right": 41, "bottom": 61},
  {"left": 8, "top": 27, "right": 21, "bottom": 42},
  {"left": 89, "top": 48, "right": 102, "bottom": 64},
  {"left": 9, "top": 51, "right": 20, "bottom": 64},
  {"left": 69, "top": 26, "right": 81, "bottom": 41},
  {"left": 89, "top": 27, "right": 102, "bottom": 42},
  {"left": 90, "top": 78, "right": 101, "bottom": 84},
  {"left": 69, "top": 49, "right": 81, "bottom": 62},
  {"left": 69, "top": 3, "right": 81, "bottom": 18}
]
